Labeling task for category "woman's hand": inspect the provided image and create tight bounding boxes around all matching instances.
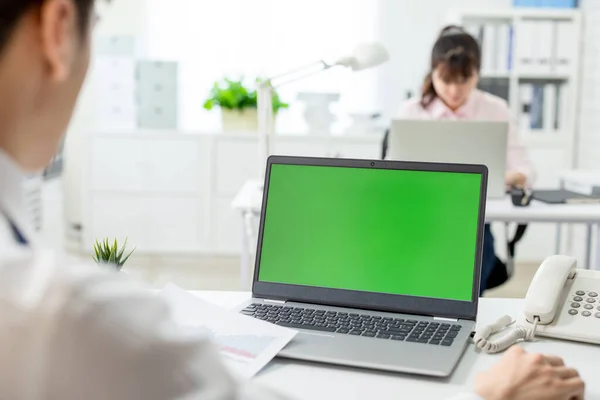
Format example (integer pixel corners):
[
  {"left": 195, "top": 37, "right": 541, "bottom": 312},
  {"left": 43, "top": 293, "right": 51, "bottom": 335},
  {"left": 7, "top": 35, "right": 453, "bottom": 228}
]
[
  {"left": 474, "top": 346, "right": 585, "bottom": 400},
  {"left": 506, "top": 171, "right": 527, "bottom": 188}
]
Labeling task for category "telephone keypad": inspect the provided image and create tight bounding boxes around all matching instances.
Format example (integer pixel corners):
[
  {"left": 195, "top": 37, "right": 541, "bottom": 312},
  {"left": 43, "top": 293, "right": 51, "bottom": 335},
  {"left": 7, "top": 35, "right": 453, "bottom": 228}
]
[{"left": 569, "top": 291, "right": 600, "bottom": 318}]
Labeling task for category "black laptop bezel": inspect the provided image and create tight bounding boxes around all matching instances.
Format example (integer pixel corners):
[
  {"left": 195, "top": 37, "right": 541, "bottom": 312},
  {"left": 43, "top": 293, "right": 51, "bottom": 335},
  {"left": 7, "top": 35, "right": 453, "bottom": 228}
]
[{"left": 251, "top": 156, "right": 488, "bottom": 321}]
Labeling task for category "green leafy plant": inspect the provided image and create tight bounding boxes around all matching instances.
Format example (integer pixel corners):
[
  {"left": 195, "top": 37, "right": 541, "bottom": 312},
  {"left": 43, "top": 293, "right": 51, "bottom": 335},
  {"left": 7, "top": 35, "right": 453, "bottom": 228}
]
[
  {"left": 203, "top": 77, "right": 288, "bottom": 114},
  {"left": 93, "top": 238, "right": 135, "bottom": 271}
]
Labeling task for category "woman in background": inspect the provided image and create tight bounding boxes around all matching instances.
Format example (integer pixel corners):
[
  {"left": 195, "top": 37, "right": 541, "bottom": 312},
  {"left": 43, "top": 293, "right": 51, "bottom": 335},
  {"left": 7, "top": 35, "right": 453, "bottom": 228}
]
[{"left": 397, "top": 25, "right": 535, "bottom": 294}]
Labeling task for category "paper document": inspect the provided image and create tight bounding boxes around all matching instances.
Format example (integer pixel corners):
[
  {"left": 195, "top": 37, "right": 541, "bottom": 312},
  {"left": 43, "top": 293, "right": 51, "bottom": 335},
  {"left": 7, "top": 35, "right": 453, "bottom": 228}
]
[{"left": 158, "top": 284, "right": 297, "bottom": 379}]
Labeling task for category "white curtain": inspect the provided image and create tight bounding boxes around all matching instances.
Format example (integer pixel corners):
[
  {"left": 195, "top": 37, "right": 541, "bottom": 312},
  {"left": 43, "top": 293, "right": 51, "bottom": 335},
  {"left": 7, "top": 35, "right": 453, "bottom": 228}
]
[{"left": 144, "top": 0, "right": 381, "bottom": 131}]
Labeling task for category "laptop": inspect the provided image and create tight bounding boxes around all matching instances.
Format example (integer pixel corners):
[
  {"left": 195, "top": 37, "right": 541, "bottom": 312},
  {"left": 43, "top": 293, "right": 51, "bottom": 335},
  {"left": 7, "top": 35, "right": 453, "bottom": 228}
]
[
  {"left": 533, "top": 189, "right": 600, "bottom": 204},
  {"left": 386, "top": 119, "right": 508, "bottom": 198},
  {"left": 238, "top": 156, "right": 488, "bottom": 377}
]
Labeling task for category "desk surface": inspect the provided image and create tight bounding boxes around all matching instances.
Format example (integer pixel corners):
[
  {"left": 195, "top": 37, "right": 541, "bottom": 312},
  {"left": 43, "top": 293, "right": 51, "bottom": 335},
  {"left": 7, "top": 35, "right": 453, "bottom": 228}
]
[
  {"left": 192, "top": 291, "right": 600, "bottom": 400},
  {"left": 232, "top": 179, "right": 600, "bottom": 223}
]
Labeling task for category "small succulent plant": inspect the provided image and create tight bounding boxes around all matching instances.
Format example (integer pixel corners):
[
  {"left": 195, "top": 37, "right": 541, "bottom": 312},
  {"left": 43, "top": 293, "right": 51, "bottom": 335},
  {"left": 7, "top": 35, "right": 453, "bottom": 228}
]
[{"left": 93, "top": 238, "right": 135, "bottom": 271}]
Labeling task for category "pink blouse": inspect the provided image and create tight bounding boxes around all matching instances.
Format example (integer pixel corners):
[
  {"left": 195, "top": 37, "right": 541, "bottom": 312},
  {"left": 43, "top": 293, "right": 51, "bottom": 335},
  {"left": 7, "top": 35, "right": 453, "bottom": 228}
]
[{"left": 397, "top": 89, "right": 535, "bottom": 186}]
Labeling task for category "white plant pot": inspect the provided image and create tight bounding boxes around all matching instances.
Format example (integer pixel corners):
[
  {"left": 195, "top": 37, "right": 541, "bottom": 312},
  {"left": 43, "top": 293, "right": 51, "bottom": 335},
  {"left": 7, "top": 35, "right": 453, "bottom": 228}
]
[{"left": 221, "top": 109, "right": 259, "bottom": 133}]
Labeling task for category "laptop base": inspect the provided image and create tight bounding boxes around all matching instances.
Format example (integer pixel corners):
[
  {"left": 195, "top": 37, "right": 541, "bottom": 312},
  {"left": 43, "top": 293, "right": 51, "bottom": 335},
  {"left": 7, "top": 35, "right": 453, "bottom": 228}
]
[{"left": 239, "top": 298, "right": 475, "bottom": 377}]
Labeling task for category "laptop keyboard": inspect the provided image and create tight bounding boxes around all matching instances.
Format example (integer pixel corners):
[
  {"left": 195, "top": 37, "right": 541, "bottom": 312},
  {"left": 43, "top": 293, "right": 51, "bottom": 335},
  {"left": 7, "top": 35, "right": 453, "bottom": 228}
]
[{"left": 241, "top": 303, "right": 461, "bottom": 346}]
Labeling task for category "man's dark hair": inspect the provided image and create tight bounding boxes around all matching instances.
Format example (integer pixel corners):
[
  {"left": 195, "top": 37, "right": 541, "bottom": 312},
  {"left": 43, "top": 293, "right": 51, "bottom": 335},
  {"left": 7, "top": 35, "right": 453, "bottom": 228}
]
[{"left": 0, "top": 0, "right": 95, "bottom": 52}]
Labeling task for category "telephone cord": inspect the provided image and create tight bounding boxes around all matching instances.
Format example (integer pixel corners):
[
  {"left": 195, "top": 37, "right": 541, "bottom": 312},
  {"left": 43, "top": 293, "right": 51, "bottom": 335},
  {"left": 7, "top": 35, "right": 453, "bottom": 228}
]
[{"left": 474, "top": 315, "right": 539, "bottom": 354}]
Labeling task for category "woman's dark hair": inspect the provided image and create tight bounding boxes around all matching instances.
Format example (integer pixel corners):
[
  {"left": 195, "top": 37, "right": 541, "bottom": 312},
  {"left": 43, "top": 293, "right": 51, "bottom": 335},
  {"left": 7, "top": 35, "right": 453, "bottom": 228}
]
[
  {"left": 420, "top": 25, "right": 481, "bottom": 108},
  {"left": 0, "top": 0, "right": 95, "bottom": 53}
]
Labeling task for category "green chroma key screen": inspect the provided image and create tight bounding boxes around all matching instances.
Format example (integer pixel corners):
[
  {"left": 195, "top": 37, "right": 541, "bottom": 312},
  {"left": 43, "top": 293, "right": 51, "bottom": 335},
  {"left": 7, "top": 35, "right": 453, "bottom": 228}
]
[{"left": 257, "top": 163, "right": 483, "bottom": 302}]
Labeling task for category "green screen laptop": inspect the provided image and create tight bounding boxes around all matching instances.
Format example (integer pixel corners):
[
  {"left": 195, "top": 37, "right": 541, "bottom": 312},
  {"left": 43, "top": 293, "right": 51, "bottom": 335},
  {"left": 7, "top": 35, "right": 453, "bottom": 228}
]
[{"left": 238, "top": 156, "right": 488, "bottom": 377}]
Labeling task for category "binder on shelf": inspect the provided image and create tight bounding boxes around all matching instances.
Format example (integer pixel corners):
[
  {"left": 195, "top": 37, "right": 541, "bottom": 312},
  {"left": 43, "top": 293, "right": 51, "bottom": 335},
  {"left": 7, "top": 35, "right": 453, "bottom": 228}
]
[
  {"left": 536, "top": 21, "right": 554, "bottom": 74},
  {"left": 507, "top": 26, "right": 514, "bottom": 71},
  {"left": 519, "top": 84, "right": 534, "bottom": 133},
  {"left": 558, "top": 83, "right": 570, "bottom": 131},
  {"left": 529, "top": 84, "right": 544, "bottom": 130},
  {"left": 513, "top": 0, "right": 537, "bottom": 6},
  {"left": 496, "top": 24, "right": 511, "bottom": 74},
  {"left": 513, "top": 0, "right": 576, "bottom": 6},
  {"left": 481, "top": 25, "right": 497, "bottom": 75},
  {"left": 543, "top": 83, "right": 558, "bottom": 133},
  {"left": 515, "top": 21, "right": 536, "bottom": 74},
  {"left": 464, "top": 23, "right": 482, "bottom": 44},
  {"left": 554, "top": 21, "right": 577, "bottom": 75}
]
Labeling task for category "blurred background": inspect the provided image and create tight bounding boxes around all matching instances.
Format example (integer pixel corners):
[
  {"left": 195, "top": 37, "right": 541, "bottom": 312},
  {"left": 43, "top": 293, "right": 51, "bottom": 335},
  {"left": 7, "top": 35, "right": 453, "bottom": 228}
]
[{"left": 33, "top": 0, "right": 600, "bottom": 296}]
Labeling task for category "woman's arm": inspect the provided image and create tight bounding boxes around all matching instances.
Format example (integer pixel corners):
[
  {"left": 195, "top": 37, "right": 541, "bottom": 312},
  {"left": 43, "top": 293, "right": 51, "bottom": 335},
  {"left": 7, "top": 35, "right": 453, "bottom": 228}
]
[{"left": 504, "top": 110, "right": 535, "bottom": 188}]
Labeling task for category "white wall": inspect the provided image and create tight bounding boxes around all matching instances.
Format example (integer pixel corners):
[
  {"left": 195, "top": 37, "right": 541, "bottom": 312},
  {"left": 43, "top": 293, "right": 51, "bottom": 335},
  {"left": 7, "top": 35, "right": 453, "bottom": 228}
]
[
  {"left": 376, "top": 0, "right": 512, "bottom": 120},
  {"left": 62, "top": 0, "right": 150, "bottom": 249},
  {"left": 577, "top": 0, "right": 600, "bottom": 169}
]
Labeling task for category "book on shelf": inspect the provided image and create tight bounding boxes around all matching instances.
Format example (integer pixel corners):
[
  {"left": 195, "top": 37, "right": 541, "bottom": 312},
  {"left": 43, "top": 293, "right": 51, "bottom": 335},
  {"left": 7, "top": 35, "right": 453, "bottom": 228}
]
[
  {"left": 520, "top": 83, "right": 567, "bottom": 133},
  {"left": 465, "top": 22, "right": 513, "bottom": 75},
  {"left": 513, "top": 0, "right": 577, "bottom": 7}
]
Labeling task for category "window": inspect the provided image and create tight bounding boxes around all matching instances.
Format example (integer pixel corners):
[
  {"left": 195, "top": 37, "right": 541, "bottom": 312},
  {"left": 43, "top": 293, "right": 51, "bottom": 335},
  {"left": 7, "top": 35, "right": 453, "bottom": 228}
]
[{"left": 144, "top": 0, "right": 381, "bottom": 131}]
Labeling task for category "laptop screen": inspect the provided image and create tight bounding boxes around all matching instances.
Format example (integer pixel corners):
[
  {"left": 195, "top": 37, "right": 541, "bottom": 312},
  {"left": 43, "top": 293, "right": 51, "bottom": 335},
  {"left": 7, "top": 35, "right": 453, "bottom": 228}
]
[{"left": 257, "top": 163, "right": 483, "bottom": 302}]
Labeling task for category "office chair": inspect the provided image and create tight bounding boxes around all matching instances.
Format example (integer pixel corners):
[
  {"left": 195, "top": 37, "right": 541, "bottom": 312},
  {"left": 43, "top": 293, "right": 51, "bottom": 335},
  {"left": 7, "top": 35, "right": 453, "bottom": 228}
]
[{"left": 380, "top": 127, "right": 527, "bottom": 290}]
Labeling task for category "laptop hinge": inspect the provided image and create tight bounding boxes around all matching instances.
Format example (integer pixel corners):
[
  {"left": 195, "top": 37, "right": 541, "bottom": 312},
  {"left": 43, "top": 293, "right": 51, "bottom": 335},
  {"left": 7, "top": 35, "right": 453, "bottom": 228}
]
[
  {"left": 264, "top": 299, "right": 287, "bottom": 304},
  {"left": 434, "top": 317, "right": 459, "bottom": 322}
]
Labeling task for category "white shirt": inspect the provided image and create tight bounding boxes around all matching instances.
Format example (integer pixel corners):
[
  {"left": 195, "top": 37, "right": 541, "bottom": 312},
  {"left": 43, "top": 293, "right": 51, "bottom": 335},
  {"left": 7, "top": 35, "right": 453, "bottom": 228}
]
[{"left": 0, "top": 151, "right": 481, "bottom": 400}]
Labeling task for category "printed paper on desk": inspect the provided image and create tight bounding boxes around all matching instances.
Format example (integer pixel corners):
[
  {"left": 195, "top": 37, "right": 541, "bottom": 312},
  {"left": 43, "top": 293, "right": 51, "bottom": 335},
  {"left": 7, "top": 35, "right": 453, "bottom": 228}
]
[{"left": 158, "top": 283, "right": 297, "bottom": 379}]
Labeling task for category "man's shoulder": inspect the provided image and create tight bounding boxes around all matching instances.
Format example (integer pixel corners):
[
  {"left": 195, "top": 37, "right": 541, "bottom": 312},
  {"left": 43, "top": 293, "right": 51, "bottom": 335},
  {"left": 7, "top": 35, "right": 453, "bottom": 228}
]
[{"left": 0, "top": 246, "right": 140, "bottom": 308}]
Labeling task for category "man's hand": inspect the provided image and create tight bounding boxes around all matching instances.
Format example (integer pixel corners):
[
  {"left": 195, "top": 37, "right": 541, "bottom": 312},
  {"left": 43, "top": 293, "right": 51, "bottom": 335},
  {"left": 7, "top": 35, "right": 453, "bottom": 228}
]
[{"left": 474, "top": 346, "right": 585, "bottom": 400}]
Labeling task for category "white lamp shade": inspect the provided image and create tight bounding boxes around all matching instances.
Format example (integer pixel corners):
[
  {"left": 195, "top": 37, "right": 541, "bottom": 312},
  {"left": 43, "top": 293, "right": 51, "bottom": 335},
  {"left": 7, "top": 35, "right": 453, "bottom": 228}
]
[{"left": 336, "top": 42, "right": 389, "bottom": 71}]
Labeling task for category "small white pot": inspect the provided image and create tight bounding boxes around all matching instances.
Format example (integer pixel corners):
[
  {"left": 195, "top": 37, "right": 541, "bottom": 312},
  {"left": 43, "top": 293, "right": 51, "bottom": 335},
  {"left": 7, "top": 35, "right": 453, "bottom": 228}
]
[{"left": 221, "top": 109, "right": 259, "bottom": 133}]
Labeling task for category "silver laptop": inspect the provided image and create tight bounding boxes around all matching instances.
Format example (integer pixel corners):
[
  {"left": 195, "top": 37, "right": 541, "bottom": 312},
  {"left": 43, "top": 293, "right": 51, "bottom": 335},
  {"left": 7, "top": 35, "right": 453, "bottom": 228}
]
[
  {"left": 238, "top": 156, "right": 488, "bottom": 377},
  {"left": 386, "top": 119, "right": 508, "bottom": 198}
]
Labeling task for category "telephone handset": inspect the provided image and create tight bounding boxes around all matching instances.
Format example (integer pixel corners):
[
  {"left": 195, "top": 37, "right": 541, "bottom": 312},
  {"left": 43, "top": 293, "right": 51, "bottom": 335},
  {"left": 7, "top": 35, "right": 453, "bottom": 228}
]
[
  {"left": 523, "top": 254, "right": 577, "bottom": 325},
  {"left": 475, "top": 255, "right": 600, "bottom": 353}
]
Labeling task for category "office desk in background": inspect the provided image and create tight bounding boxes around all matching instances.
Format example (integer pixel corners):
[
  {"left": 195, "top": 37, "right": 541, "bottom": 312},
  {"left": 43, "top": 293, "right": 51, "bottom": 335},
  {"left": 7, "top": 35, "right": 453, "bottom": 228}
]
[
  {"left": 232, "top": 180, "right": 600, "bottom": 288},
  {"left": 191, "top": 290, "right": 600, "bottom": 400}
]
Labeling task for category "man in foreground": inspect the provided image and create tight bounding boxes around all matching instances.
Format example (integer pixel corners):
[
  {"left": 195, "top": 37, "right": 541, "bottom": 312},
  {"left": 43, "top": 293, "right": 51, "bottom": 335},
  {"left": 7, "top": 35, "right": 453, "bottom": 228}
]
[{"left": 0, "top": 0, "right": 586, "bottom": 399}]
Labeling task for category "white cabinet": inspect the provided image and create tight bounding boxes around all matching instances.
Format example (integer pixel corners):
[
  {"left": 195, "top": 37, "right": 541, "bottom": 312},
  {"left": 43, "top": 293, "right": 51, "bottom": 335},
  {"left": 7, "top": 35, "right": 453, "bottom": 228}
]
[
  {"left": 90, "top": 194, "right": 210, "bottom": 253},
  {"left": 84, "top": 132, "right": 212, "bottom": 253},
  {"left": 214, "top": 136, "right": 258, "bottom": 197},
  {"left": 213, "top": 195, "right": 240, "bottom": 254},
  {"left": 328, "top": 136, "right": 381, "bottom": 159},
  {"left": 90, "top": 135, "right": 209, "bottom": 193},
  {"left": 83, "top": 131, "right": 383, "bottom": 255},
  {"left": 270, "top": 136, "right": 329, "bottom": 157}
]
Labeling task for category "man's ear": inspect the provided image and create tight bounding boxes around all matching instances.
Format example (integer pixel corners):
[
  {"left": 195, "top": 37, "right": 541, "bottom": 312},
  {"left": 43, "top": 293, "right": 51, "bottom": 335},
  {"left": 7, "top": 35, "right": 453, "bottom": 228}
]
[{"left": 39, "top": 0, "right": 78, "bottom": 82}]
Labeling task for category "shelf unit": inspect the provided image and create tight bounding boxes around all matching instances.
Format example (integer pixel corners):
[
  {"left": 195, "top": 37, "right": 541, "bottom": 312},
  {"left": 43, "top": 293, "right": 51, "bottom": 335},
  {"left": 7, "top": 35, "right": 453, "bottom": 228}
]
[
  {"left": 454, "top": 8, "right": 582, "bottom": 171},
  {"left": 450, "top": 8, "right": 584, "bottom": 262}
]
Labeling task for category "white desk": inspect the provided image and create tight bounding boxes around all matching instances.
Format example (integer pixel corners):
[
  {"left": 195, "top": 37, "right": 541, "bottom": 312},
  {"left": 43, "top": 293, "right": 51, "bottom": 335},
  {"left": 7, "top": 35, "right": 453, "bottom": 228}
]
[
  {"left": 232, "top": 180, "right": 600, "bottom": 288},
  {"left": 192, "top": 290, "right": 600, "bottom": 400}
]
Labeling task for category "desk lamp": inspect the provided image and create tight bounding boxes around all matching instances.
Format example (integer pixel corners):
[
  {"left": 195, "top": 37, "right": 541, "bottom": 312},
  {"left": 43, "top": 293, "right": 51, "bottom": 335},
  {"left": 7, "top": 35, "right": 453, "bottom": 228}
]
[{"left": 256, "top": 42, "right": 389, "bottom": 178}]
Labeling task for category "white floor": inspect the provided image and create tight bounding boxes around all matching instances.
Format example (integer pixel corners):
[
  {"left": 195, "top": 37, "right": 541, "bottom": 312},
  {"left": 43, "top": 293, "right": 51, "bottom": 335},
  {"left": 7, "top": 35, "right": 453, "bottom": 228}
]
[{"left": 40, "top": 178, "right": 539, "bottom": 297}]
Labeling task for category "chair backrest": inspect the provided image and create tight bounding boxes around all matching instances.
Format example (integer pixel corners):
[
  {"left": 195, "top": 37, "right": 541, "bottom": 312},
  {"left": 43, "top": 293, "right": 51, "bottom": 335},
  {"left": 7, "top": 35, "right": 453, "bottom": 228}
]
[{"left": 381, "top": 128, "right": 390, "bottom": 160}]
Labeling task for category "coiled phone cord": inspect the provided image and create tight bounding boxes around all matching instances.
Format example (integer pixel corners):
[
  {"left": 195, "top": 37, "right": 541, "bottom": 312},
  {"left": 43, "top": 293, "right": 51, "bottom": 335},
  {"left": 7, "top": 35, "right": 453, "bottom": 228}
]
[{"left": 474, "top": 315, "right": 539, "bottom": 354}]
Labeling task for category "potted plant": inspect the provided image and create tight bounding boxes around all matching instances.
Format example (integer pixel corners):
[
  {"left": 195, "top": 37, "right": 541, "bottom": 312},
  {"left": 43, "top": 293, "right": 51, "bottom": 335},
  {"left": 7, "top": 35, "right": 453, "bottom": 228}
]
[
  {"left": 203, "top": 77, "right": 288, "bottom": 133},
  {"left": 93, "top": 238, "right": 135, "bottom": 272}
]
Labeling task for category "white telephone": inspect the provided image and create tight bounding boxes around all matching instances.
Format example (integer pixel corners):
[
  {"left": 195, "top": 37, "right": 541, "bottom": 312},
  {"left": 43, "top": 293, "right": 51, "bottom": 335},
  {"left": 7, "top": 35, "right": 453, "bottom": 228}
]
[{"left": 475, "top": 255, "right": 600, "bottom": 353}]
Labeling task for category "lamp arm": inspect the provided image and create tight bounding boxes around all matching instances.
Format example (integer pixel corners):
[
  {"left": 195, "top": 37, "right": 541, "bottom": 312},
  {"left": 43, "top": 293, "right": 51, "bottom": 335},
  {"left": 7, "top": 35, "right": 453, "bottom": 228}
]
[{"left": 262, "top": 60, "right": 336, "bottom": 88}]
